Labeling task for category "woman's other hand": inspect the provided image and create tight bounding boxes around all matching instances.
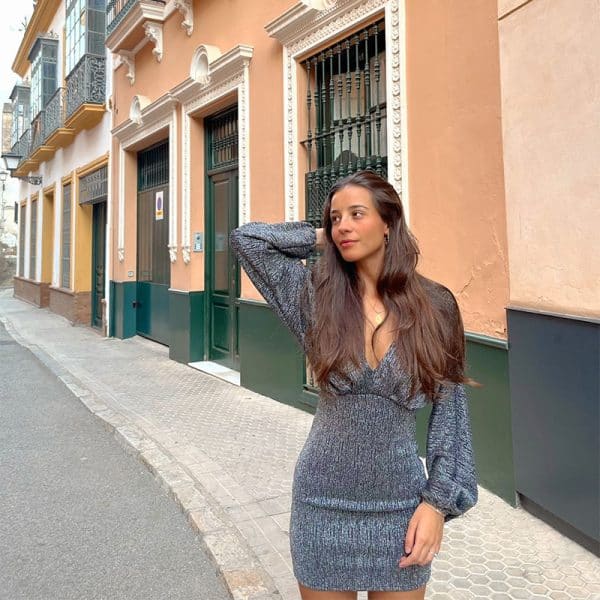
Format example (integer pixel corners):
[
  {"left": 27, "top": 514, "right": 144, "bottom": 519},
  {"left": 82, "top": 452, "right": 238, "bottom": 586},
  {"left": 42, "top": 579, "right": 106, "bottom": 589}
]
[
  {"left": 398, "top": 502, "right": 444, "bottom": 568},
  {"left": 315, "top": 228, "right": 326, "bottom": 250}
]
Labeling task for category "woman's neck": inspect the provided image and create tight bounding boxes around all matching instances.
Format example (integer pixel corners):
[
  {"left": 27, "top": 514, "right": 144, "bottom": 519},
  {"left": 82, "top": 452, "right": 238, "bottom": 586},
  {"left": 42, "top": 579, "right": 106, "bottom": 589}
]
[{"left": 356, "top": 255, "right": 384, "bottom": 299}]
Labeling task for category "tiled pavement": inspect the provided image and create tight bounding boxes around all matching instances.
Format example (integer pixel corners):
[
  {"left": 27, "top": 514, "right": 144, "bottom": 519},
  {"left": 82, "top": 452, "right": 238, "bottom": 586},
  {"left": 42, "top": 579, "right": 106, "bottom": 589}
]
[{"left": 1, "top": 290, "right": 598, "bottom": 600}]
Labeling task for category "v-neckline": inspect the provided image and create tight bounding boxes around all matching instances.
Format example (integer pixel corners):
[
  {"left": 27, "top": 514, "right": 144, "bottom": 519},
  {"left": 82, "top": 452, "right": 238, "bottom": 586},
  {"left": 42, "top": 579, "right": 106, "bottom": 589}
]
[{"left": 363, "top": 341, "right": 396, "bottom": 373}]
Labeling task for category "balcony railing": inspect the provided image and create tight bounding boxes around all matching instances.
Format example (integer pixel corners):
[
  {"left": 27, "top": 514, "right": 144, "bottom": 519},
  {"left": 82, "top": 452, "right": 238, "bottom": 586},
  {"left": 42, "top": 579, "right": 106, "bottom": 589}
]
[
  {"left": 44, "top": 87, "right": 66, "bottom": 140},
  {"left": 12, "top": 129, "right": 31, "bottom": 167},
  {"left": 30, "top": 112, "right": 45, "bottom": 154},
  {"left": 107, "top": 0, "right": 165, "bottom": 36},
  {"left": 66, "top": 54, "right": 106, "bottom": 120}
]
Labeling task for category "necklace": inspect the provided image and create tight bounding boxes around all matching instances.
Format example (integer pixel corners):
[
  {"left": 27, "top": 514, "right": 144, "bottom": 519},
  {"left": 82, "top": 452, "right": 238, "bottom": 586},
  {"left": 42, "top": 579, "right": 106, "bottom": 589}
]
[{"left": 365, "top": 297, "right": 386, "bottom": 325}]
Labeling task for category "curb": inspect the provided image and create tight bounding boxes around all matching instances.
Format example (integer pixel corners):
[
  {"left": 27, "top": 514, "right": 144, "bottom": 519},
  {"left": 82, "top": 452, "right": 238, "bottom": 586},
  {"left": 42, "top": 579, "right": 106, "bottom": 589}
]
[{"left": 1, "top": 313, "right": 282, "bottom": 600}]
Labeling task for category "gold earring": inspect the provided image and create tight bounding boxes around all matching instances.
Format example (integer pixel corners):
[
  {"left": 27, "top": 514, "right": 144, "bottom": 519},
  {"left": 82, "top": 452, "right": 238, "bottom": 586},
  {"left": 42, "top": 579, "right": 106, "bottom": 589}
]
[{"left": 384, "top": 233, "right": 389, "bottom": 246}]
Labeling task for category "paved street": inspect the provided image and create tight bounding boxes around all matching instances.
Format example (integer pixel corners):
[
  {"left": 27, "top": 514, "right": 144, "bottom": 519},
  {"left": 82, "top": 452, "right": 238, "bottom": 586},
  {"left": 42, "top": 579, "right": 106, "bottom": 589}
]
[
  {"left": 1, "top": 289, "right": 598, "bottom": 600},
  {"left": 0, "top": 319, "right": 231, "bottom": 600}
]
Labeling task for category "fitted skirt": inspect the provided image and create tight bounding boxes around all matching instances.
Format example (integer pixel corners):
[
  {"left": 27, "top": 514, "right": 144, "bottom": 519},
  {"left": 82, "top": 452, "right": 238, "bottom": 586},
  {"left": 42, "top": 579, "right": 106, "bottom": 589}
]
[{"left": 289, "top": 497, "right": 431, "bottom": 592}]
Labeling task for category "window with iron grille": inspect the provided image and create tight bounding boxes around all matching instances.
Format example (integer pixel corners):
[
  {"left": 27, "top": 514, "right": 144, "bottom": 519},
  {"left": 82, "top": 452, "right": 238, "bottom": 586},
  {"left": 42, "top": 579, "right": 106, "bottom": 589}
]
[
  {"left": 18, "top": 204, "right": 26, "bottom": 277},
  {"left": 61, "top": 184, "right": 72, "bottom": 289},
  {"left": 30, "top": 200, "right": 37, "bottom": 280},
  {"left": 301, "top": 20, "right": 387, "bottom": 227},
  {"left": 10, "top": 84, "right": 30, "bottom": 148},
  {"left": 66, "top": 0, "right": 107, "bottom": 75},
  {"left": 28, "top": 36, "right": 58, "bottom": 119}
]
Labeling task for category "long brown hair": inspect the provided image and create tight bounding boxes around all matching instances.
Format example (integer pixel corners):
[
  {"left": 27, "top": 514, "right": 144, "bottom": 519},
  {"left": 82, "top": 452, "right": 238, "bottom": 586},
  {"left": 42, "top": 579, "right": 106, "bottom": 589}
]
[{"left": 304, "top": 170, "right": 472, "bottom": 400}]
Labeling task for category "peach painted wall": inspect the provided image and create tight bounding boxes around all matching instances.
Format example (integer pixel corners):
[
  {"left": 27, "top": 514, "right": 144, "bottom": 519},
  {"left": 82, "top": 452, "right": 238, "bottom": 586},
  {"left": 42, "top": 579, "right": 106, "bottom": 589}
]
[
  {"left": 406, "top": 0, "right": 509, "bottom": 339},
  {"left": 111, "top": 1, "right": 296, "bottom": 297},
  {"left": 498, "top": 0, "right": 600, "bottom": 318}
]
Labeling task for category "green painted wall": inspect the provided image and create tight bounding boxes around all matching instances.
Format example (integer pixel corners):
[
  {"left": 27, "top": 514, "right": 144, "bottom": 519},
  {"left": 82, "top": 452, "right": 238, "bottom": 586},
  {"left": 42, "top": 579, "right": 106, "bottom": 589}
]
[
  {"left": 109, "top": 280, "right": 137, "bottom": 339},
  {"left": 238, "top": 300, "right": 316, "bottom": 411},
  {"left": 169, "top": 290, "right": 205, "bottom": 364},
  {"left": 416, "top": 334, "right": 516, "bottom": 506},
  {"left": 238, "top": 300, "right": 516, "bottom": 505}
]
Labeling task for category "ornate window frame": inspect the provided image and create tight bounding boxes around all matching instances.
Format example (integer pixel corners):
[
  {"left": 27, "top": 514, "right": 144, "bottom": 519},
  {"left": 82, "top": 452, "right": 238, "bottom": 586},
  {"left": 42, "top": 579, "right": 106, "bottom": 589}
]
[
  {"left": 172, "top": 44, "right": 253, "bottom": 264},
  {"left": 112, "top": 93, "right": 179, "bottom": 263},
  {"left": 266, "top": 0, "right": 408, "bottom": 222}
]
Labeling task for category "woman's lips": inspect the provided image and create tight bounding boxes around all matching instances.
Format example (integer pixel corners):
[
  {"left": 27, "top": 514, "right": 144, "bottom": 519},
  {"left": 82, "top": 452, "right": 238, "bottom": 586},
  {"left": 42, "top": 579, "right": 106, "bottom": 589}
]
[{"left": 339, "top": 240, "right": 357, "bottom": 248}]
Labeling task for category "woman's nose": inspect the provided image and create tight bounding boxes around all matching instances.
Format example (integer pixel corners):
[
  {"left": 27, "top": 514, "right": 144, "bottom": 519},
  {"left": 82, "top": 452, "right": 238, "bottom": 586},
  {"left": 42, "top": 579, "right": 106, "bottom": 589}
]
[{"left": 337, "top": 216, "right": 352, "bottom": 232}]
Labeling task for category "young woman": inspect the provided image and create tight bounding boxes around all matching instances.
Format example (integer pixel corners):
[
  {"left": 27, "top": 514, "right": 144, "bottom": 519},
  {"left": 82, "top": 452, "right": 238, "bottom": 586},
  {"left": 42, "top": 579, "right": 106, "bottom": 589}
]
[{"left": 230, "top": 171, "right": 478, "bottom": 600}]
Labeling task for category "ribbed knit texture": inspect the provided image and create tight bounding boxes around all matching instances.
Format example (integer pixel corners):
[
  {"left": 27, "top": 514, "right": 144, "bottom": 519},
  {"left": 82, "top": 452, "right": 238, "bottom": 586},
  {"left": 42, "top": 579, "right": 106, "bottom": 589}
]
[{"left": 230, "top": 221, "right": 478, "bottom": 592}]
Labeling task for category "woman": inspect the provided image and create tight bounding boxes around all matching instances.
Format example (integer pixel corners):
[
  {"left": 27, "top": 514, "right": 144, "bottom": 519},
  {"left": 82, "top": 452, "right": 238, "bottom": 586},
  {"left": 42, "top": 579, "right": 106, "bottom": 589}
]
[{"left": 230, "top": 171, "right": 478, "bottom": 599}]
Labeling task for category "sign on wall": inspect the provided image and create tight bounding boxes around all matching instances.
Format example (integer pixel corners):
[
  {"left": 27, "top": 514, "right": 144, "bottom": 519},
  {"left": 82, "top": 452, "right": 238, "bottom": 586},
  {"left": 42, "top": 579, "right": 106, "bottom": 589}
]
[{"left": 155, "top": 191, "right": 164, "bottom": 221}]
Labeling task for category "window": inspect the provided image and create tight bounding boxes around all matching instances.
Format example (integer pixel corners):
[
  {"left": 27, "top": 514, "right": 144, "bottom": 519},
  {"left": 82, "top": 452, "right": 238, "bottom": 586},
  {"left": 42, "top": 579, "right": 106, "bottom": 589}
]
[
  {"left": 61, "top": 184, "right": 72, "bottom": 289},
  {"left": 301, "top": 20, "right": 387, "bottom": 226},
  {"left": 10, "top": 84, "right": 31, "bottom": 148},
  {"left": 30, "top": 200, "right": 37, "bottom": 280},
  {"left": 66, "top": 0, "right": 107, "bottom": 75},
  {"left": 19, "top": 204, "right": 26, "bottom": 277},
  {"left": 28, "top": 37, "right": 58, "bottom": 119}
]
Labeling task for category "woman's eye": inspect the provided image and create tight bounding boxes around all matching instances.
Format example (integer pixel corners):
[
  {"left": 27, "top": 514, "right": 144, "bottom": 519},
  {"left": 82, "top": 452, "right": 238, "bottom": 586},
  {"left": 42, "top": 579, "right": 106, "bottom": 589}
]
[
  {"left": 353, "top": 211, "right": 364, "bottom": 218},
  {"left": 331, "top": 215, "right": 340, "bottom": 223}
]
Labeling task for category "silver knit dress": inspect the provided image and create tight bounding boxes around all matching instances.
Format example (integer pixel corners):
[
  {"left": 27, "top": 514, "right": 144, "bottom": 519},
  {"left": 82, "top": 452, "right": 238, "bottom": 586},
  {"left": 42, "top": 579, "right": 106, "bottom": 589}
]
[{"left": 230, "top": 221, "right": 478, "bottom": 592}]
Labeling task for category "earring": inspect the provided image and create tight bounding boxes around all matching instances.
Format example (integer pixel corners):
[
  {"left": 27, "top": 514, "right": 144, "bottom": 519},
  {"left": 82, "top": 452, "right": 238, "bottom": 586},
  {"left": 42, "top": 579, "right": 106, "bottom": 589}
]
[{"left": 384, "top": 233, "right": 389, "bottom": 246}]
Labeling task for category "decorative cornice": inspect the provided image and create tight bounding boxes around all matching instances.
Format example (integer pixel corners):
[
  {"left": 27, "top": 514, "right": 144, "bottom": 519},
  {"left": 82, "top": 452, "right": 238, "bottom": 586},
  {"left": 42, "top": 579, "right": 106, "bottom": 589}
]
[
  {"left": 106, "top": 0, "right": 165, "bottom": 53},
  {"left": 116, "top": 51, "right": 136, "bottom": 85},
  {"left": 113, "top": 93, "right": 177, "bottom": 145},
  {"left": 144, "top": 22, "right": 164, "bottom": 62},
  {"left": 172, "top": 44, "right": 254, "bottom": 105},
  {"left": 174, "top": 0, "right": 194, "bottom": 36}
]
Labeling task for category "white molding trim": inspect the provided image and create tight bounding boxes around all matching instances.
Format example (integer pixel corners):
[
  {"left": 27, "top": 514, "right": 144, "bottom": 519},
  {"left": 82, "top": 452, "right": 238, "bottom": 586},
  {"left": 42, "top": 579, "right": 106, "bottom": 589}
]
[
  {"left": 174, "top": 0, "right": 194, "bottom": 36},
  {"left": 117, "top": 146, "right": 125, "bottom": 262},
  {"left": 35, "top": 189, "right": 43, "bottom": 282},
  {"left": 116, "top": 51, "right": 136, "bottom": 85},
  {"left": 168, "top": 105, "right": 178, "bottom": 262},
  {"left": 144, "top": 22, "right": 163, "bottom": 62},
  {"left": 267, "top": 0, "right": 407, "bottom": 222},
  {"left": 173, "top": 44, "right": 254, "bottom": 263}
]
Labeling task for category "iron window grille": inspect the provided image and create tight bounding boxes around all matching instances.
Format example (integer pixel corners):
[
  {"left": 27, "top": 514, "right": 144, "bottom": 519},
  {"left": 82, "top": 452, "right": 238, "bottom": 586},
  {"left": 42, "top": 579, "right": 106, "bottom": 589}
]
[
  {"left": 79, "top": 164, "right": 108, "bottom": 205},
  {"left": 61, "top": 184, "right": 72, "bottom": 289},
  {"left": 301, "top": 20, "right": 387, "bottom": 228},
  {"left": 206, "top": 106, "right": 239, "bottom": 171}
]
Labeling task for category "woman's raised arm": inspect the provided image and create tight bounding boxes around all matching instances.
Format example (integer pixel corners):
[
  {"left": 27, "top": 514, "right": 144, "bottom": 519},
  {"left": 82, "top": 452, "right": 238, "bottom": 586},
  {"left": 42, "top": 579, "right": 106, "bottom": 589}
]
[{"left": 229, "top": 221, "right": 316, "bottom": 348}]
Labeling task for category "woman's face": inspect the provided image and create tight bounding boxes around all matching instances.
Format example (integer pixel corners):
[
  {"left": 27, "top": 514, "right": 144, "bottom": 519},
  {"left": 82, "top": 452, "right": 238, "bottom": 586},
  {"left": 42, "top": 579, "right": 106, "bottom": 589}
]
[{"left": 329, "top": 185, "right": 389, "bottom": 265}]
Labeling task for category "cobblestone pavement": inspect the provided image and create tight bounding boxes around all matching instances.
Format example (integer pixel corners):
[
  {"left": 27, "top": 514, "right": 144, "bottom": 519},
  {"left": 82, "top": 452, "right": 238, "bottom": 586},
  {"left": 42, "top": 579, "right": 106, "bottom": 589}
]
[{"left": 1, "top": 291, "right": 598, "bottom": 600}]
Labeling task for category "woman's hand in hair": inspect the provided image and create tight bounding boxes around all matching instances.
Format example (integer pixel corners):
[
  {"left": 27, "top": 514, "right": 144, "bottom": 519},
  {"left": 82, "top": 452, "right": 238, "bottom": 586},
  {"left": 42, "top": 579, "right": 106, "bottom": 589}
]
[
  {"left": 398, "top": 502, "right": 444, "bottom": 568},
  {"left": 315, "top": 228, "right": 326, "bottom": 251}
]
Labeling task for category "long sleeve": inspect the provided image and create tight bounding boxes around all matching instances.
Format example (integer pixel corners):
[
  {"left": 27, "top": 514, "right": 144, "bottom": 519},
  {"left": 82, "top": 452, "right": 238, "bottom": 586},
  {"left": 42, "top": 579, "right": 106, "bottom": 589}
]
[
  {"left": 421, "top": 383, "right": 478, "bottom": 521},
  {"left": 229, "top": 221, "right": 316, "bottom": 348}
]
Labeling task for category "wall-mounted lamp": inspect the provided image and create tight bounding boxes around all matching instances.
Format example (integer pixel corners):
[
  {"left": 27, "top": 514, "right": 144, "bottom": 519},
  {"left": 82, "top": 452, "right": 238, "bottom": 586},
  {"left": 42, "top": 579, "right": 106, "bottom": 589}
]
[{"left": 1, "top": 152, "right": 43, "bottom": 186}]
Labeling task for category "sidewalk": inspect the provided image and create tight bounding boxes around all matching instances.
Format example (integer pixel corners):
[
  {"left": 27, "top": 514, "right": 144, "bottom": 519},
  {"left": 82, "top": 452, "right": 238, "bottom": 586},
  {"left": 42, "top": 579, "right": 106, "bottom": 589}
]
[{"left": 1, "top": 290, "right": 598, "bottom": 600}]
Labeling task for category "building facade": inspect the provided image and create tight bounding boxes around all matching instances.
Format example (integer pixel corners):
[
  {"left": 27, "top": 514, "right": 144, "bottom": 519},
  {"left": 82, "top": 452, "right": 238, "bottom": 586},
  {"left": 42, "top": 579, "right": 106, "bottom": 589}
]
[{"left": 7, "top": 0, "right": 111, "bottom": 329}]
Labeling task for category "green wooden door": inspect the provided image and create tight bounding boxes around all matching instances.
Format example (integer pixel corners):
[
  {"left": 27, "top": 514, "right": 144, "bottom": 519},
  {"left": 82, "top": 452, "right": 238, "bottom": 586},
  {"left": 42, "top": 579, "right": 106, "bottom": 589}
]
[
  {"left": 206, "top": 107, "right": 239, "bottom": 369},
  {"left": 91, "top": 201, "right": 106, "bottom": 329},
  {"left": 136, "top": 141, "right": 170, "bottom": 346}
]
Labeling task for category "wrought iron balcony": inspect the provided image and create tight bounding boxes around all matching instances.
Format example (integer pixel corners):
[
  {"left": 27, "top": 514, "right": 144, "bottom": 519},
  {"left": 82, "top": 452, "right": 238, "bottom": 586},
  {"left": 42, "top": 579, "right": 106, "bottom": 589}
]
[
  {"left": 107, "top": 0, "right": 165, "bottom": 36},
  {"left": 30, "top": 112, "right": 45, "bottom": 154},
  {"left": 44, "top": 87, "right": 65, "bottom": 140},
  {"left": 66, "top": 54, "right": 106, "bottom": 118}
]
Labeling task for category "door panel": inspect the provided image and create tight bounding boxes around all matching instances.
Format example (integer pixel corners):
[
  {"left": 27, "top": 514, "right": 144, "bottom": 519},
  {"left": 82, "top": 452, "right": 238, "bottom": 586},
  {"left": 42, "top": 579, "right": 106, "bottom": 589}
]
[
  {"left": 91, "top": 201, "right": 106, "bottom": 329},
  {"left": 208, "top": 170, "right": 238, "bottom": 368}
]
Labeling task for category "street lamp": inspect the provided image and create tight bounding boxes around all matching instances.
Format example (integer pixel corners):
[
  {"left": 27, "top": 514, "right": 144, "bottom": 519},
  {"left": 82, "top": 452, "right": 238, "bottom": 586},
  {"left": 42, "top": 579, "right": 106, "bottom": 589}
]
[{"left": 1, "top": 152, "right": 42, "bottom": 186}]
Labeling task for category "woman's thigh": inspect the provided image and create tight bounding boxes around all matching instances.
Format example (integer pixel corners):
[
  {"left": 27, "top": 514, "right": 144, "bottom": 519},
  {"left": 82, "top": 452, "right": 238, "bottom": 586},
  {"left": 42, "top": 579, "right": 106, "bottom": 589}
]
[
  {"left": 369, "top": 586, "right": 426, "bottom": 600},
  {"left": 298, "top": 583, "right": 357, "bottom": 600}
]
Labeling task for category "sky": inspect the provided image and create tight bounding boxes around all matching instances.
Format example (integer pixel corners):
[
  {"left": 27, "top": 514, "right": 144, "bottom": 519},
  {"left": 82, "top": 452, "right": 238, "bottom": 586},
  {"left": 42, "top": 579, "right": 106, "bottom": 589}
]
[{"left": 0, "top": 3, "right": 35, "bottom": 111}]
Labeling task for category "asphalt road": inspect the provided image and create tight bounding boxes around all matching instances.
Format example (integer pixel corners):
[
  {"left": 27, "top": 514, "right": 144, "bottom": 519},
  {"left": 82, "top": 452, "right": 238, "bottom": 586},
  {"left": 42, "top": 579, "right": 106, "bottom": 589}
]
[{"left": 0, "top": 321, "right": 231, "bottom": 600}]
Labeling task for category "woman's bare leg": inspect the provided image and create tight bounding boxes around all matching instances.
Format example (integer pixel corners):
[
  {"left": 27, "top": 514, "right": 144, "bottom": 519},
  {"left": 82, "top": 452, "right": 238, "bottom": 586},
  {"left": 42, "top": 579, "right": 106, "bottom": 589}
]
[
  {"left": 369, "top": 586, "right": 426, "bottom": 600},
  {"left": 298, "top": 582, "right": 358, "bottom": 600}
]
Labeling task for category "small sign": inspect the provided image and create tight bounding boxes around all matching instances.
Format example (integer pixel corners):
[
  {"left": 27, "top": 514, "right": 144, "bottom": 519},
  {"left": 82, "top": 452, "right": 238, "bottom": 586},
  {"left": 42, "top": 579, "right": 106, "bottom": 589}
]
[
  {"left": 193, "top": 232, "right": 204, "bottom": 252},
  {"left": 155, "top": 191, "right": 164, "bottom": 221}
]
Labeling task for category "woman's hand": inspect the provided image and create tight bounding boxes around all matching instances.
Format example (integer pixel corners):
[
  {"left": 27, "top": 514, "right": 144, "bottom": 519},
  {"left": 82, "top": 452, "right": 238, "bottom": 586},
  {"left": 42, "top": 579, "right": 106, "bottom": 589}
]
[
  {"left": 315, "top": 228, "right": 326, "bottom": 250},
  {"left": 398, "top": 502, "right": 444, "bottom": 568}
]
